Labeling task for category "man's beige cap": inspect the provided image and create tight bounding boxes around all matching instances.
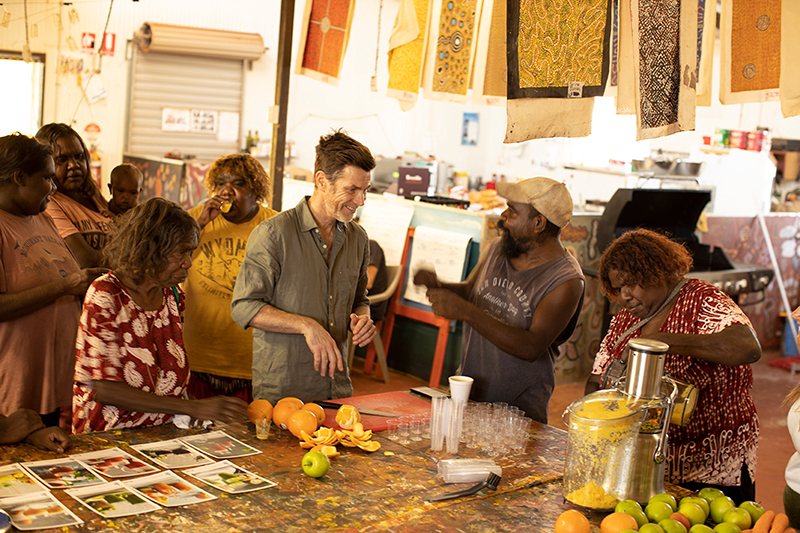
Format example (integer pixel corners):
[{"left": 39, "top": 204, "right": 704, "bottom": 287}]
[{"left": 495, "top": 177, "right": 573, "bottom": 228}]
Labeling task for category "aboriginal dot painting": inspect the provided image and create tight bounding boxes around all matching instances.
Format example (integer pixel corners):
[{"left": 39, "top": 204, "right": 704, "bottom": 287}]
[
  {"left": 387, "top": 0, "right": 431, "bottom": 99},
  {"left": 729, "top": 0, "right": 780, "bottom": 94},
  {"left": 507, "top": 0, "right": 612, "bottom": 99},
  {"left": 297, "top": 0, "right": 355, "bottom": 84},
  {"left": 432, "top": 0, "right": 478, "bottom": 96}
]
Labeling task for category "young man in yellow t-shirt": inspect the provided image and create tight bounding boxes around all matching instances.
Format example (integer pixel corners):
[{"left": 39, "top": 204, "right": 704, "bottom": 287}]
[{"left": 184, "top": 154, "right": 276, "bottom": 402}]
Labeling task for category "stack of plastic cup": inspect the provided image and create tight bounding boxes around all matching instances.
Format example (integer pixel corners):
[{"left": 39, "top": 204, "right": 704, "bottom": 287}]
[
  {"left": 446, "top": 376, "right": 473, "bottom": 454},
  {"left": 430, "top": 396, "right": 448, "bottom": 451}
]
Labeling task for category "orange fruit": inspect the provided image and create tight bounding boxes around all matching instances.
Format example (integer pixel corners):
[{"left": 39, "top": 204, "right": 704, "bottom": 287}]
[
  {"left": 276, "top": 397, "right": 304, "bottom": 409},
  {"left": 311, "top": 445, "right": 340, "bottom": 458},
  {"left": 302, "top": 402, "right": 326, "bottom": 424},
  {"left": 246, "top": 399, "right": 273, "bottom": 424},
  {"left": 555, "top": 510, "right": 591, "bottom": 533},
  {"left": 287, "top": 409, "right": 318, "bottom": 438},
  {"left": 335, "top": 404, "right": 361, "bottom": 430},
  {"left": 600, "top": 512, "right": 639, "bottom": 533},
  {"left": 273, "top": 401, "right": 300, "bottom": 430}
]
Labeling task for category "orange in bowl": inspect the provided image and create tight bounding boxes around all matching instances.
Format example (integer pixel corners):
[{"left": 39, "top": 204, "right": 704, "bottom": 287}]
[
  {"left": 302, "top": 402, "right": 326, "bottom": 424},
  {"left": 287, "top": 409, "right": 319, "bottom": 438},
  {"left": 247, "top": 399, "right": 273, "bottom": 424},
  {"left": 273, "top": 401, "right": 301, "bottom": 430}
]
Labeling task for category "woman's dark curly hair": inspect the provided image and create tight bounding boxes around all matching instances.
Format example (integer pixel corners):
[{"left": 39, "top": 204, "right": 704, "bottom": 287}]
[
  {"left": 35, "top": 123, "right": 102, "bottom": 200},
  {"left": 103, "top": 197, "right": 199, "bottom": 284},
  {"left": 0, "top": 133, "right": 53, "bottom": 184},
  {"left": 597, "top": 228, "right": 693, "bottom": 298},
  {"left": 205, "top": 153, "right": 271, "bottom": 204}
]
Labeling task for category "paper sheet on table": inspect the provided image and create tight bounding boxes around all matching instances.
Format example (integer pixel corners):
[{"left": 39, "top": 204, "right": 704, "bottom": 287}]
[
  {"left": 358, "top": 198, "right": 415, "bottom": 266},
  {"left": 403, "top": 226, "right": 472, "bottom": 305}
]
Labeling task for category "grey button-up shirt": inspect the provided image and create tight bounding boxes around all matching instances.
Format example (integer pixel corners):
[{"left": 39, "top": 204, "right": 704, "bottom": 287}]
[{"left": 231, "top": 197, "right": 370, "bottom": 403}]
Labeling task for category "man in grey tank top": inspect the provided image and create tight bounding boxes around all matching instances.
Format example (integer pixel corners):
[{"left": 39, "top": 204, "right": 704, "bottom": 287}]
[{"left": 414, "top": 177, "right": 585, "bottom": 423}]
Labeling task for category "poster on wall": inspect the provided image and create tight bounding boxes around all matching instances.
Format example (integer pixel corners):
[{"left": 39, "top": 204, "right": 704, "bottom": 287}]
[
  {"left": 161, "top": 108, "right": 190, "bottom": 132},
  {"left": 190, "top": 110, "right": 219, "bottom": 134}
]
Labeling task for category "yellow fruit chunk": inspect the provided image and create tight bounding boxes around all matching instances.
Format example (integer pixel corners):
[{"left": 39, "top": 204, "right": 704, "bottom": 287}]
[
  {"left": 335, "top": 405, "right": 361, "bottom": 430},
  {"left": 356, "top": 440, "right": 381, "bottom": 452},
  {"left": 299, "top": 441, "right": 314, "bottom": 449},
  {"left": 312, "top": 445, "right": 340, "bottom": 458}
]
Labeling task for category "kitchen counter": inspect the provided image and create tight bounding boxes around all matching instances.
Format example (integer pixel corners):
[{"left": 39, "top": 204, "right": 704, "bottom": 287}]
[{"left": 0, "top": 403, "right": 600, "bottom": 532}]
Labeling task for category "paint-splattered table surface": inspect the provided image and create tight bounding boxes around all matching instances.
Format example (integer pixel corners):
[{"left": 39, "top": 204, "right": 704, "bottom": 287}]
[{"left": 0, "top": 412, "right": 617, "bottom": 532}]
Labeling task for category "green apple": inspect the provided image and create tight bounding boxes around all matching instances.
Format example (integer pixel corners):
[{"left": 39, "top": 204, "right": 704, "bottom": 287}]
[
  {"left": 680, "top": 497, "right": 710, "bottom": 519},
  {"left": 722, "top": 508, "right": 752, "bottom": 531},
  {"left": 709, "top": 496, "right": 736, "bottom": 524},
  {"left": 678, "top": 503, "right": 707, "bottom": 527},
  {"left": 620, "top": 530, "right": 639, "bottom": 533},
  {"left": 650, "top": 493, "right": 679, "bottom": 512},
  {"left": 670, "top": 512, "right": 692, "bottom": 531},
  {"left": 640, "top": 524, "right": 665, "bottom": 533},
  {"left": 698, "top": 488, "right": 726, "bottom": 505},
  {"left": 301, "top": 450, "right": 330, "bottom": 478},
  {"left": 713, "top": 523, "right": 741, "bottom": 533},
  {"left": 625, "top": 508, "right": 649, "bottom": 528},
  {"left": 647, "top": 501, "right": 677, "bottom": 523},
  {"left": 659, "top": 518, "right": 688, "bottom": 533},
  {"left": 739, "top": 501, "right": 766, "bottom": 524},
  {"left": 617, "top": 500, "right": 644, "bottom": 513},
  {"left": 689, "top": 525, "right": 715, "bottom": 533}
]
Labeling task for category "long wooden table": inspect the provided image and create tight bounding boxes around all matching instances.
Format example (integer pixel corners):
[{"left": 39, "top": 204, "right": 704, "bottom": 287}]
[{"left": 0, "top": 410, "right": 612, "bottom": 532}]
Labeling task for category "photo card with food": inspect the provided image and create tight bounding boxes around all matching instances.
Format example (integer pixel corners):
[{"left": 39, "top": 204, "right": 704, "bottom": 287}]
[
  {"left": 179, "top": 430, "right": 261, "bottom": 459},
  {"left": 183, "top": 460, "right": 276, "bottom": 494},
  {"left": 130, "top": 439, "right": 214, "bottom": 469},
  {"left": 0, "top": 464, "right": 48, "bottom": 498},
  {"left": 21, "top": 457, "right": 104, "bottom": 489},
  {"left": 70, "top": 448, "right": 160, "bottom": 479},
  {"left": 66, "top": 480, "right": 160, "bottom": 518},
  {"left": 0, "top": 491, "right": 83, "bottom": 531},
  {"left": 124, "top": 470, "right": 216, "bottom": 507}
]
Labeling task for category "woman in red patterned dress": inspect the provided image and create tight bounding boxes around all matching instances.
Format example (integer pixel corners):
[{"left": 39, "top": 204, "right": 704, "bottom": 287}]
[
  {"left": 585, "top": 228, "right": 761, "bottom": 504},
  {"left": 72, "top": 198, "right": 247, "bottom": 433}
]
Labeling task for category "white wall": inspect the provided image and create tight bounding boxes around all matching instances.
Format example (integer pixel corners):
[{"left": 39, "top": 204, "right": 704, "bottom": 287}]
[{"left": 2, "top": 0, "right": 800, "bottom": 198}]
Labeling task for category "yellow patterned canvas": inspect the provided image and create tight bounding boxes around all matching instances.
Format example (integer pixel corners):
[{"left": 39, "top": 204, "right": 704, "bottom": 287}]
[{"left": 387, "top": 0, "right": 431, "bottom": 104}]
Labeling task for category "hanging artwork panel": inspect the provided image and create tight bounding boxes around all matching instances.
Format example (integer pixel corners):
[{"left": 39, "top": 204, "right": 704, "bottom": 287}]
[
  {"left": 421, "top": 0, "right": 484, "bottom": 104},
  {"left": 719, "top": 0, "right": 780, "bottom": 105},
  {"left": 470, "top": 0, "right": 506, "bottom": 106},
  {"left": 780, "top": 0, "right": 800, "bottom": 117},
  {"left": 696, "top": 0, "right": 717, "bottom": 106},
  {"left": 631, "top": 0, "right": 696, "bottom": 140},
  {"left": 295, "top": 0, "right": 357, "bottom": 86},
  {"left": 387, "top": 0, "right": 432, "bottom": 110},
  {"left": 616, "top": 0, "right": 636, "bottom": 114}
]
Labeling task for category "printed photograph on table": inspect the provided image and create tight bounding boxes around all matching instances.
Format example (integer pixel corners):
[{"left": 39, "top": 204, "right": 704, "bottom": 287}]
[
  {"left": 0, "top": 491, "right": 83, "bottom": 531},
  {"left": 0, "top": 464, "right": 48, "bottom": 498},
  {"left": 183, "top": 460, "right": 276, "bottom": 494},
  {"left": 179, "top": 431, "right": 262, "bottom": 459},
  {"left": 70, "top": 447, "right": 160, "bottom": 478},
  {"left": 21, "top": 458, "right": 104, "bottom": 489},
  {"left": 131, "top": 439, "right": 215, "bottom": 469},
  {"left": 124, "top": 470, "right": 216, "bottom": 507},
  {"left": 66, "top": 481, "right": 160, "bottom": 518}
]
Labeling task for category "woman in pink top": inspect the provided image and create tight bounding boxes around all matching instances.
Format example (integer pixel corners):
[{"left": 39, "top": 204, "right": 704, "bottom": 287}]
[
  {"left": 0, "top": 133, "right": 105, "bottom": 431},
  {"left": 35, "top": 123, "right": 112, "bottom": 268}
]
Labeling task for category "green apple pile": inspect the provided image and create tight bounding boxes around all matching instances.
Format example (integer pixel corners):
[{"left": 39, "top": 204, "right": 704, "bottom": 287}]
[{"left": 613, "top": 488, "right": 766, "bottom": 533}]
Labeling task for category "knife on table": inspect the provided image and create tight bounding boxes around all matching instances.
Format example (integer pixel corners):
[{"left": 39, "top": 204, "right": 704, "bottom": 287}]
[{"left": 315, "top": 401, "right": 399, "bottom": 418}]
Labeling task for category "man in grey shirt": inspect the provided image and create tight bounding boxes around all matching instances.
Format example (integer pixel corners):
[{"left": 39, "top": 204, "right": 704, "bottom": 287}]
[{"left": 231, "top": 130, "right": 378, "bottom": 403}]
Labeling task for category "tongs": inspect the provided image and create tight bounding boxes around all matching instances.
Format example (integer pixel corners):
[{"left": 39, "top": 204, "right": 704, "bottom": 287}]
[{"left": 427, "top": 472, "right": 501, "bottom": 502}]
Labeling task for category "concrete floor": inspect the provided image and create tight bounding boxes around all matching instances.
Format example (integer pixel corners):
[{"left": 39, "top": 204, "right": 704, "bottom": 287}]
[{"left": 350, "top": 347, "right": 797, "bottom": 514}]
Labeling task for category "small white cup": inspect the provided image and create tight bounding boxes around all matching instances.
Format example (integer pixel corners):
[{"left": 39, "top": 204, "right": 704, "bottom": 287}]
[{"left": 449, "top": 375, "right": 474, "bottom": 404}]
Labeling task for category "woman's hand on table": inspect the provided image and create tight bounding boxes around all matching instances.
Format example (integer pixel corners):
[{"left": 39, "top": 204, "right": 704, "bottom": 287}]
[
  {"left": 0, "top": 408, "right": 45, "bottom": 444},
  {"left": 25, "top": 427, "right": 71, "bottom": 453},
  {"left": 62, "top": 267, "right": 109, "bottom": 295},
  {"left": 189, "top": 396, "right": 249, "bottom": 425}
]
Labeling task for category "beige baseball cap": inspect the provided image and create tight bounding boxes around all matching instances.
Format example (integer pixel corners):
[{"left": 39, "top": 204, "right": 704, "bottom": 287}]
[{"left": 495, "top": 177, "right": 573, "bottom": 228}]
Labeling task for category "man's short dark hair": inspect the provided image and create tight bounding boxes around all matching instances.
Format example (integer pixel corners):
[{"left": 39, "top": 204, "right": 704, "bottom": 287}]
[{"left": 314, "top": 129, "right": 375, "bottom": 186}]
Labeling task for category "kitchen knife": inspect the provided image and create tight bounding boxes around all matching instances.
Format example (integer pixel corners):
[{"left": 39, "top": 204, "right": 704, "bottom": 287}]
[{"left": 315, "top": 401, "right": 399, "bottom": 418}]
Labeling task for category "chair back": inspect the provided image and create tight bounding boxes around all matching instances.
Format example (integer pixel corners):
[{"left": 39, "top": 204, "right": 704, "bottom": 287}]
[{"left": 368, "top": 265, "right": 402, "bottom": 305}]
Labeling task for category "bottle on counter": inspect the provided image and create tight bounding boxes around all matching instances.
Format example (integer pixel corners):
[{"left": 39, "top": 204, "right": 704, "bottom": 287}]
[
  {"left": 245, "top": 130, "right": 253, "bottom": 153},
  {"left": 251, "top": 130, "right": 260, "bottom": 156}
]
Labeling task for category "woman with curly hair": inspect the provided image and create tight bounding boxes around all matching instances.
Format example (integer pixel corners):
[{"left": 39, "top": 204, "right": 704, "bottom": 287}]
[
  {"left": 585, "top": 228, "right": 761, "bottom": 503},
  {"left": 72, "top": 197, "right": 247, "bottom": 433},
  {"left": 35, "top": 123, "right": 112, "bottom": 268},
  {"left": 183, "top": 153, "right": 277, "bottom": 402}
]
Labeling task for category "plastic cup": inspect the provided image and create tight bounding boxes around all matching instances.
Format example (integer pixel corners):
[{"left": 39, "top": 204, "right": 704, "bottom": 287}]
[
  {"left": 448, "top": 376, "right": 473, "bottom": 403},
  {"left": 409, "top": 414, "right": 423, "bottom": 442},
  {"left": 256, "top": 418, "right": 271, "bottom": 440},
  {"left": 397, "top": 421, "right": 411, "bottom": 444},
  {"left": 386, "top": 418, "right": 400, "bottom": 441}
]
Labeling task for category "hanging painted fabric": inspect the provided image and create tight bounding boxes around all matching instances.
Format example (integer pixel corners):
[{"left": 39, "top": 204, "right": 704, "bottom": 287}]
[
  {"left": 505, "top": 0, "right": 613, "bottom": 142},
  {"left": 470, "top": 0, "right": 506, "bottom": 107},
  {"left": 387, "top": 0, "right": 432, "bottom": 110},
  {"left": 630, "top": 0, "right": 696, "bottom": 140},
  {"left": 605, "top": 0, "right": 620, "bottom": 98},
  {"left": 780, "top": 1, "right": 800, "bottom": 117},
  {"left": 696, "top": 0, "right": 717, "bottom": 106},
  {"left": 616, "top": 0, "right": 636, "bottom": 114},
  {"left": 421, "top": 0, "right": 484, "bottom": 104},
  {"left": 295, "top": 0, "right": 357, "bottom": 86},
  {"left": 719, "top": 0, "right": 780, "bottom": 105}
]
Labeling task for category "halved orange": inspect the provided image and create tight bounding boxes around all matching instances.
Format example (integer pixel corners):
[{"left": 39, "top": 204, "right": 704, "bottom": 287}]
[{"left": 246, "top": 399, "right": 273, "bottom": 424}]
